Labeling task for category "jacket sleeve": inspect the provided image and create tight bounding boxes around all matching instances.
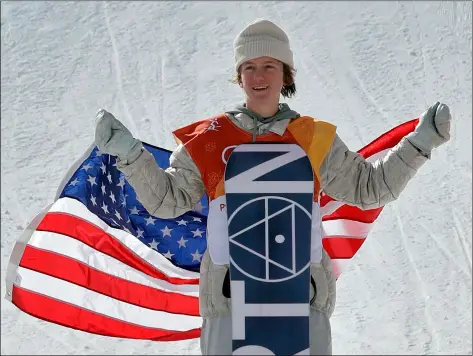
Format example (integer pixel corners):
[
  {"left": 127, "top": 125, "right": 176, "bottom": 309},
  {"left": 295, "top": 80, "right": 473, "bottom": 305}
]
[
  {"left": 116, "top": 144, "right": 206, "bottom": 219},
  {"left": 320, "top": 134, "right": 429, "bottom": 209}
]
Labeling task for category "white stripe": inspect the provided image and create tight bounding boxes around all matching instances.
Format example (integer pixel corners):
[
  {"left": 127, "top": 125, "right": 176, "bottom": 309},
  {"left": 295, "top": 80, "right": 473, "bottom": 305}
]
[
  {"left": 232, "top": 144, "right": 301, "bottom": 152},
  {"left": 322, "top": 219, "right": 373, "bottom": 238},
  {"left": 226, "top": 181, "right": 313, "bottom": 194},
  {"left": 320, "top": 200, "right": 344, "bottom": 216},
  {"left": 365, "top": 147, "right": 391, "bottom": 162},
  {"left": 241, "top": 303, "right": 310, "bottom": 317},
  {"left": 28, "top": 231, "right": 199, "bottom": 296},
  {"left": 15, "top": 267, "right": 202, "bottom": 331},
  {"left": 49, "top": 197, "right": 200, "bottom": 280},
  {"left": 330, "top": 259, "right": 351, "bottom": 279}
]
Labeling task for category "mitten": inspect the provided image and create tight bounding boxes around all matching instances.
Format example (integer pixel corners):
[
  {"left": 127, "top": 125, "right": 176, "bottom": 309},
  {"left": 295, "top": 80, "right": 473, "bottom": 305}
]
[{"left": 94, "top": 109, "right": 143, "bottom": 164}]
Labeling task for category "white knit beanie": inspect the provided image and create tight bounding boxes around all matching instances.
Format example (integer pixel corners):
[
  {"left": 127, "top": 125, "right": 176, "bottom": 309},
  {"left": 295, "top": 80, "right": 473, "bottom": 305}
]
[{"left": 233, "top": 19, "right": 294, "bottom": 71}]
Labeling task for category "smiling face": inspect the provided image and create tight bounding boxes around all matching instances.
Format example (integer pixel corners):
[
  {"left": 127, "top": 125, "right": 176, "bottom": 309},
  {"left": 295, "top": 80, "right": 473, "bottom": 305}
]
[{"left": 238, "top": 56, "right": 286, "bottom": 118}]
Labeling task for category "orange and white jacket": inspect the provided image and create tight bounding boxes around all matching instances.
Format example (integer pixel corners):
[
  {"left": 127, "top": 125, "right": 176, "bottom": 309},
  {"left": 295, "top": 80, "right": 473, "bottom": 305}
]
[{"left": 117, "top": 111, "right": 428, "bottom": 319}]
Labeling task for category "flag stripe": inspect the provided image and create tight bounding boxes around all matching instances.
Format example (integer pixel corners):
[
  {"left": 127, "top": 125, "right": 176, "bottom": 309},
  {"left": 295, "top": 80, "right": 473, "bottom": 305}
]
[
  {"left": 27, "top": 231, "right": 199, "bottom": 296},
  {"left": 14, "top": 267, "right": 202, "bottom": 330},
  {"left": 37, "top": 212, "right": 196, "bottom": 286},
  {"left": 323, "top": 205, "right": 383, "bottom": 224},
  {"left": 11, "top": 285, "right": 201, "bottom": 341},
  {"left": 44, "top": 197, "right": 200, "bottom": 282},
  {"left": 20, "top": 245, "right": 199, "bottom": 316},
  {"left": 322, "top": 219, "right": 373, "bottom": 238},
  {"left": 330, "top": 259, "right": 351, "bottom": 279},
  {"left": 357, "top": 119, "right": 418, "bottom": 157},
  {"left": 322, "top": 237, "right": 366, "bottom": 259}
]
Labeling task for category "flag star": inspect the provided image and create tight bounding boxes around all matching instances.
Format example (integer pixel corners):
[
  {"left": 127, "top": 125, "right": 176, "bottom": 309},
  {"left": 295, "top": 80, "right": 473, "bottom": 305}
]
[
  {"left": 130, "top": 206, "right": 140, "bottom": 215},
  {"left": 109, "top": 191, "right": 116, "bottom": 203},
  {"left": 100, "top": 162, "right": 107, "bottom": 174},
  {"left": 121, "top": 193, "right": 128, "bottom": 207},
  {"left": 161, "top": 226, "right": 173, "bottom": 237},
  {"left": 126, "top": 217, "right": 131, "bottom": 224},
  {"left": 112, "top": 161, "right": 118, "bottom": 168},
  {"left": 90, "top": 195, "right": 97, "bottom": 206},
  {"left": 101, "top": 183, "right": 107, "bottom": 195},
  {"left": 107, "top": 172, "right": 112, "bottom": 183},
  {"left": 163, "top": 250, "right": 174, "bottom": 259},
  {"left": 194, "top": 201, "right": 205, "bottom": 213},
  {"left": 193, "top": 217, "right": 202, "bottom": 222},
  {"left": 68, "top": 178, "right": 79, "bottom": 186},
  {"left": 101, "top": 202, "right": 109, "bottom": 214},
  {"left": 177, "top": 236, "right": 188, "bottom": 248},
  {"left": 145, "top": 216, "right": 156, "bottom": 226},
  {"left": 191, "top": 228, "right": 204, "bottom": 237},
  {"left": 110, "top": 218, "right": 118, "bottom": 226},
  {"left": 136, "top": 228, "right": 144, "bottom": 238},
  {"left": 114, "top": 209, "right": 122, "bottom": 220},
  {"left": 117, "top": 177, "right": 126, "bottom": 189},
  {"left": 81, "top": 163, "right": 93, "bottom": 172},
  {"left": 87, "top": 175, "right": 97, "bottom": 186},
  {"left": 123, "top": 226, "right": 131, "bottom": 234},
  {"left": 177, "top": 219, "right": 187, "bottom": 226},
  {"left": 149, "top": 239, "right": 159, "bottom": 250},
  {"left": 191, "top": 249, "right": 203, "bottom": 262}
]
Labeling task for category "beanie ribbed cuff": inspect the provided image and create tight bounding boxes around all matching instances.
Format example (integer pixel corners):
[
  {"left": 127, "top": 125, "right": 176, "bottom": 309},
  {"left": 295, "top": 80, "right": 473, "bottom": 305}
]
[{"left": 234, "top": 39, "right": 293, "bottom": 71}]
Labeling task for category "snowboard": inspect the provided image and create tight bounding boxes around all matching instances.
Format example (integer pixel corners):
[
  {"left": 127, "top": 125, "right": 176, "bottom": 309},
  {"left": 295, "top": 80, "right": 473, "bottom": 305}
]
[{"left": 224, "top": 143, "right": 313, "bottom": 355}]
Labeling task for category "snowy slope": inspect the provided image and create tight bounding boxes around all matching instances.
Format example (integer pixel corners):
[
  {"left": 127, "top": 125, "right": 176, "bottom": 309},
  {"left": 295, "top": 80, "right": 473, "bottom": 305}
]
[{"left": 1, "top": 1, "right": 471, "bottom": 354}]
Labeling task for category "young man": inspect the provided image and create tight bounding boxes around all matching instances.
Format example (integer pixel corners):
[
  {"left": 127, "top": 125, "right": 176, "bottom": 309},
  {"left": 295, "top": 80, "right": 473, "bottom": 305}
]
[{"left": 94, "top": 19, "right": 452, "bottom": 355}]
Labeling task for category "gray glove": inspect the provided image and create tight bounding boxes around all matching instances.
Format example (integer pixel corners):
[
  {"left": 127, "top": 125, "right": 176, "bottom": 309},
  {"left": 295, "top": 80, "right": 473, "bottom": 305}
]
[
  {"left": 406, "top": 102, "right": 451, "bottom": 156},
  {"left": 94, "top": 109, "right": 143, "bottom": 164}
]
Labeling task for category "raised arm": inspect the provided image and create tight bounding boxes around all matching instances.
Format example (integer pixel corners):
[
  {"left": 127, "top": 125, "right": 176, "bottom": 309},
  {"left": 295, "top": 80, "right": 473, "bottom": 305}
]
[
  {"left": 94, "top": 109, "right": 205, "bottom": 219},
  {"left": 320, "top": 102, "right": 451, "bottom": 209}
]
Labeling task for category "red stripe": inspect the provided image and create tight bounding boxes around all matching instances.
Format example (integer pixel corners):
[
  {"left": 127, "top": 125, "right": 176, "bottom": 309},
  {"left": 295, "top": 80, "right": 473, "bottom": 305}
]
[
  {"left": 358, "top": 119, "right": 419, "bottom": 158},
  {"left": 11, "top": 285, "right": 201, "bottom": 341},
  {"left": 20, "top": 245, "right": 200, "bottom": 316},
  {"left": 323, "top": 205, "right": 383, "bottom": 223},
  {"left": 322, "top": 236, "right": 366, "bottom": 259},
  {"left": 319, "top": 193, "right": 336, "bottom": 208},
  {"left": 36, "top": 213, "right": 199, "bottom": 285}
]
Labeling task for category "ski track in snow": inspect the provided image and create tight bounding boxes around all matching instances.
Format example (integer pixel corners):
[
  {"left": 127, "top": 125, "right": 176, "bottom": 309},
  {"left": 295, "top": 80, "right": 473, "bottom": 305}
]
[{"left": 1, "top": 1, "right": 472, "bottom": 355}]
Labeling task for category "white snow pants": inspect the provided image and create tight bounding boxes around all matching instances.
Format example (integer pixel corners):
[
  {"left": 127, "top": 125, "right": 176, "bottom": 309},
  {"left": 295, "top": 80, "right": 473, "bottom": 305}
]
[{"left": 200, "top": 309, "right": 332, "bottom": 355}]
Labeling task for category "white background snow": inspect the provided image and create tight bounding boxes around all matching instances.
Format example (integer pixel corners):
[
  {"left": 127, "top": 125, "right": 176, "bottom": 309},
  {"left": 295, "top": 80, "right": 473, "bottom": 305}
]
[{"left": 1, "top": 1, "right": 472, "bottom": 354}]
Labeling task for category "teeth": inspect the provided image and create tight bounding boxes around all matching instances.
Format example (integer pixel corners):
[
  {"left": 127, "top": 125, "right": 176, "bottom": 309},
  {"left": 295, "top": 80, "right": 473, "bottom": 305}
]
[{"left": 253, "top": 86, "right": 268, "bottom": 90}]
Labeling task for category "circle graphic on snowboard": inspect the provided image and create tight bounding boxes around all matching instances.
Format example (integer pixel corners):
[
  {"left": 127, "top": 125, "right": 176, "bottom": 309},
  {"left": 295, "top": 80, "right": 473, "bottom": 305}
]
[{"left": 228, "top": 196, "right": 311, "bottom": 282}]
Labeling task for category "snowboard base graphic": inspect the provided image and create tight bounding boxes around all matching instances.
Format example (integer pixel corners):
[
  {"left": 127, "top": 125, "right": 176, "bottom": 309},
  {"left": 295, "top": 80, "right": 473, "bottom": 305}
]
[{"left": 224, "top": 143, "right": 314, "bottom": 355}]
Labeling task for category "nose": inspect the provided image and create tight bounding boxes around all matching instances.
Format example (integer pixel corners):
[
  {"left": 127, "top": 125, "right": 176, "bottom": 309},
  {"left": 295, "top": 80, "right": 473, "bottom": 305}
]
[{"left": 254, "top": 67, "right": 265, "bottom": 81}]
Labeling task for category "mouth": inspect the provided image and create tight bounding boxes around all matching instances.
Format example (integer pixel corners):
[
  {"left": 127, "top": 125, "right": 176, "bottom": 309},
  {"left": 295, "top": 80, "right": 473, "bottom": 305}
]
[{"left": 252, "top": 85, "right": 269, "bottom": 92}]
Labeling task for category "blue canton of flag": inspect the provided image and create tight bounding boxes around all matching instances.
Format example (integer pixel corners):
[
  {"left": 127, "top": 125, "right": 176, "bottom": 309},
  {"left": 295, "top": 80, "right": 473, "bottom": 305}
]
[{"left": 60, "top": 144, "right": 208, "bottom": 272}]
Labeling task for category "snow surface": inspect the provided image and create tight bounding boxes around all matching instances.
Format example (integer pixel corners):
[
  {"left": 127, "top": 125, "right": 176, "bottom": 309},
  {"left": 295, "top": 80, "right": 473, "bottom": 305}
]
[{"left": 1, "top": 1, "right": 472, "bottom": 354}]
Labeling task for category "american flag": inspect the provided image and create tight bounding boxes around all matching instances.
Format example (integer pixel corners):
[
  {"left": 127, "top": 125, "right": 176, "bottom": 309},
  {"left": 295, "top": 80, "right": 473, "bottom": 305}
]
[{"left": 5, "top": 118, "right": 418, "bottom": 341}]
